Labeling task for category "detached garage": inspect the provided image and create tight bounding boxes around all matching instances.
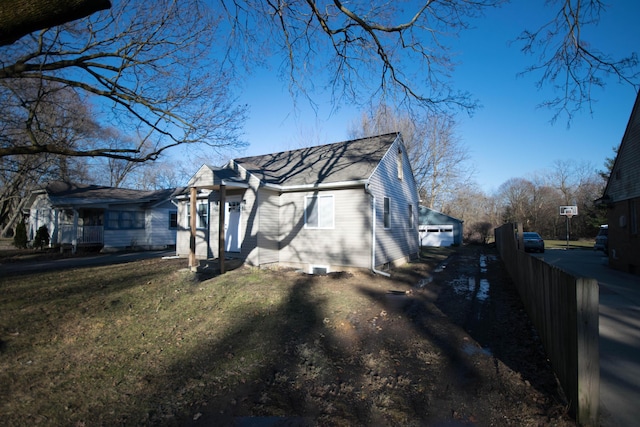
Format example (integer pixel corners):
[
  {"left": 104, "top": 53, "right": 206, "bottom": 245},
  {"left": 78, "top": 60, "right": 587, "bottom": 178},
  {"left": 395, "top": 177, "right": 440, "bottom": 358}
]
[{"left": 418, "top": 206, "right": 463, "bottom": 247}]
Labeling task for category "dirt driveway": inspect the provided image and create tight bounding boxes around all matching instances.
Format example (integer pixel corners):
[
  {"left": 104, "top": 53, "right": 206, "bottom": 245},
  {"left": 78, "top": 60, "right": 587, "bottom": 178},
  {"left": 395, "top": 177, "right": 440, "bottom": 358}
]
[{"left": 187, "top": 245, "right": 575, "bottom": 426}]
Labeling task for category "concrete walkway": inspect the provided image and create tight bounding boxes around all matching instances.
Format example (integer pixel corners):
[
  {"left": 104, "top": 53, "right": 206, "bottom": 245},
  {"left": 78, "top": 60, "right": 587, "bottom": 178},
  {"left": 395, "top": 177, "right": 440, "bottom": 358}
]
[
  {"left": 538, "top": 249, "right": 640, "bottom": 427},
  {"left": 0, "top": 249, "right": 175, "bottom": 277}
]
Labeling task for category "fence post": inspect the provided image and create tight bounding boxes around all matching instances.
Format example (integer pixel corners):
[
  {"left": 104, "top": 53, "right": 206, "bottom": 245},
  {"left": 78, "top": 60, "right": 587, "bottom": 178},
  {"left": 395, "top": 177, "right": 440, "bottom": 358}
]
[{"left": 576, "top": 277, "right": 600, "bottom": 426}]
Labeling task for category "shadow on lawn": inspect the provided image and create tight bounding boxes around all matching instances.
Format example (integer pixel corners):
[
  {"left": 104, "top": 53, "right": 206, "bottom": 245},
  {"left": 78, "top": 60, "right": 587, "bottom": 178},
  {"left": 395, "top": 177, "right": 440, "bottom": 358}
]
[
  {"left": 124, "top": 256, "right": 488, "bottom": 425},
  {"left": 74, "top": 247, "right": 568, "bottom": 426},
  {"left": 0, "top": 260, "right": 184, "bottom": 311},
  {"left": 137, "top": 275, "right": 374, "bottom": 426}
]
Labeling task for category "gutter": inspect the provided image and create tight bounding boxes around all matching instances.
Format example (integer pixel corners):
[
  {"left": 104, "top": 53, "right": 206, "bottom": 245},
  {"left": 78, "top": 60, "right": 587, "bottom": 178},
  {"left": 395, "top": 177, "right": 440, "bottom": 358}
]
[{"left": 364, "top": 182, "right": 391, "bottom": 277}]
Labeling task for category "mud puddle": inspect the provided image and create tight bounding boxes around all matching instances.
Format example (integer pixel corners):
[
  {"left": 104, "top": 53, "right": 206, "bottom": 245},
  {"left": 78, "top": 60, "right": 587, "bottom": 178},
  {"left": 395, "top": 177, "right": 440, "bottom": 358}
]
[{"left": 422, "top": 250, "right": 501, "bottom": 356}]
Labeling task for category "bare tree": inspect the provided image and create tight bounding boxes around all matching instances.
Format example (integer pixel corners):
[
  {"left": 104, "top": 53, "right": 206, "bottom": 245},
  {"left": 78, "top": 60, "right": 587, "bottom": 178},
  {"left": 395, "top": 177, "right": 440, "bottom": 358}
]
[
  {"left": 220, "top": 0, "right": 638, "bottom": 121},
  {"left": 497, "top": 178, "right": 536, "bottom": 227},
  {"left": 546, "top": 159, "right": 605, "bottom": 236},
  {"left": 0, "top": 82, "right": 96, "bottom": 235},
  {"left": 494, "top": 161, "right": 607, "bottom": 239},
  {"left": 0, "top": 0, "right": 247, "bottom": 162},
  {"left": 420, "top": 114, "right": 473, "bottom": 210},
  {"left": 5, "top": 1, "right": 638, "bottom": 125},
  {"left": 515, "top": 0, "right": 639, "bottom": 123},
  {"left": 349, "top": 104, "right": 472, "bottom": 210},
  {"left": 223, "top": 0, "right": 497, "bottom": 114},
  {"left": 445, "top": 183, "right": 497, "bottom": 242}
]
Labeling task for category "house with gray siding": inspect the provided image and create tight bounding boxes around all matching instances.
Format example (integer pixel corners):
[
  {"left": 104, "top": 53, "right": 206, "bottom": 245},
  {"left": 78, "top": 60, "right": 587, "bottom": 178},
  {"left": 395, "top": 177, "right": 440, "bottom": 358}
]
[
  {"left": 175, "top": 133, "right": 420, "bottom": 274},
  {"left": 599, "top": 91, "right": 640, "bottom": 275},
  {"left": 27, "top": 182, "right": 181, "bottom": 252}
]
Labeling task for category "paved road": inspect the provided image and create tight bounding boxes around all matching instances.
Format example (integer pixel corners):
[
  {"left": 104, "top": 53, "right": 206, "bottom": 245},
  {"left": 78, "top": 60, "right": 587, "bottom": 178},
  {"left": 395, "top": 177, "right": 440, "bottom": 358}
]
[
  {"left": 0, "top": 249, "right": 176, "bottom": 277},
  {"left": 534, "top": 249, "right": 640, "bottom": 427}
]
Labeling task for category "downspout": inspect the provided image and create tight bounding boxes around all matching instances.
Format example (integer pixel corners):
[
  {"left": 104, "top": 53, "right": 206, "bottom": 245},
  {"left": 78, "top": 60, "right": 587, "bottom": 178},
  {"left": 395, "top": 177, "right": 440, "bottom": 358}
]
[{"left": 365, "top": 183, "right": 391, "bottom": 277}]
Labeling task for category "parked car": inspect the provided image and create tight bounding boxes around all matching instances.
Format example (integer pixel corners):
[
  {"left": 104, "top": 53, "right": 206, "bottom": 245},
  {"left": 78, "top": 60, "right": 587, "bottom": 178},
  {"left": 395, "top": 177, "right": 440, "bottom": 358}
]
[
  {"left": 594, "top": 225, "right": 608, "bottom": 254},
  {"left": 523, "top": 232, "right": 545, "bottom": 253}
]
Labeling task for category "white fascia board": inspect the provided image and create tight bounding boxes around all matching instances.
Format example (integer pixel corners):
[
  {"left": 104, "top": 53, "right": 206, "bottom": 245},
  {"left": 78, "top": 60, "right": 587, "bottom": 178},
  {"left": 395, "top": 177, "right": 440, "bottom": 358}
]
[
  {"left": 173, "top": 192, "right": 211, "bottom": 201},
  {"left": 262, "top": 179, "right": 369, "bottom": 192},
  {"left": 220, "top": 179, "right": 249, "bottom": 188}
]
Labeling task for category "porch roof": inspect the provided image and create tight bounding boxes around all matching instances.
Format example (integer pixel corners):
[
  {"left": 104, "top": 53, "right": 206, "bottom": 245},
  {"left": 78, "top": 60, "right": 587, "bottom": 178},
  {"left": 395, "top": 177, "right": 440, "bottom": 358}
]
[{"left": 187, "top": 164, "right": 250, "bottom": 190}]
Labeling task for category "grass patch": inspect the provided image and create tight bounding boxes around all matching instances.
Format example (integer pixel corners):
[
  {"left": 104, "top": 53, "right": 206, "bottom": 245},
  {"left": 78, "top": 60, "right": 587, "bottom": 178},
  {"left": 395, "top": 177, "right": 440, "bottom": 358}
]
[
  {"left": 0, "top": 258, "right": 420, "bottom": 425},
  {"left": 3, "top": 258, "right": 326, "bottom": 425},
  {"left": 545, "top": 239, "right": 595, "bottom": 250},
  {"left": 0, "top": 248, "right": 572, "bottom": 426}
]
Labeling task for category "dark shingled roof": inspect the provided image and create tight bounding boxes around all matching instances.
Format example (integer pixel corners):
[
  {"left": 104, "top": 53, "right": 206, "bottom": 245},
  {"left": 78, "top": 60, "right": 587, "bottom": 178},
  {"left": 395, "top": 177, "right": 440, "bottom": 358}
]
[
  {"left": 43, "top": 182, "right": 182, "bottom": 206},
  {"left": 234, "top": 133, "right": 398, "bottom": 187}
]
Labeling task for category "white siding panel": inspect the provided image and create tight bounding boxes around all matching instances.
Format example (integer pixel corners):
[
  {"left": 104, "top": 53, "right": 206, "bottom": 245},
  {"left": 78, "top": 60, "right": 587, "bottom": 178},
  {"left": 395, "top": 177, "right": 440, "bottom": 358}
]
[
  {"left": 146, "top": 206, "right": 176, "bottom": 247},
  {"left": 28, "top": 195, "right": 55, "bottom": 243},
  {"left": 175, "top": 194, "right": 213, "bottom": 259},
  {"left": 103, "top": 228, "right": 146, "bottom": 249},
  {"left": 176, "top": 200, "right": 190, "bottom": 257},
  {"left": 256, "top": 189, "right": 280, "bottom": 265},
  {"left": 368, "top": 137, "right": 420, "bottom": 267}
]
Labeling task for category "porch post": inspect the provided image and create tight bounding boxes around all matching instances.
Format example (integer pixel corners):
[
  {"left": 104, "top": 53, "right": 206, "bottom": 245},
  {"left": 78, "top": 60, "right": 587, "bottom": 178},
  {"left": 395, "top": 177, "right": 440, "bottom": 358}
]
[
  {"left": 189, "top": 187, "right": 197, "bottom": 271},
  {"left": 53, "top": 209, "right": 59, "bottom": 248},
  {"left": 219, "top": 184, "right": 226, "bottom": 274},
  {"left": 72, "top": 209, "right": 78, "bottom": 254}
]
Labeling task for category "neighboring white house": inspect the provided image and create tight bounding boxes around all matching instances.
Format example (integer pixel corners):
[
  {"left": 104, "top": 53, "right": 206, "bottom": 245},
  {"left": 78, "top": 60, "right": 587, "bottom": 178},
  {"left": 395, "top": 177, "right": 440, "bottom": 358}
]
[
  {"left": 175, "top": 133, "right": 420, "bottom": 274},
  {"left": 26, "top": 182, "right": 182, "bottom": 252},
  {"left": 418, "top": 206, "right": 464, "bottom": 247}
]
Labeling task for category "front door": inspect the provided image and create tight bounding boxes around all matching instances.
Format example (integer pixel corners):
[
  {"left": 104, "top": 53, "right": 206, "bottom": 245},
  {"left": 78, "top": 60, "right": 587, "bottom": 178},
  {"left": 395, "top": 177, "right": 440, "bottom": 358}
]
[{"left": 225, "top": 197, "right": 242, "bottom": 252}]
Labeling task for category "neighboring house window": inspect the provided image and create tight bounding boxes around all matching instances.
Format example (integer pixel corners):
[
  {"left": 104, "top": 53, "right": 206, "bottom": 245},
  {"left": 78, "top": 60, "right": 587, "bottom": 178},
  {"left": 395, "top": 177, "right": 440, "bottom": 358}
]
[
  {"left": 384, "top": 197, "right": 391, "bottom": 229},
  {"left": 408, "top": 204, "right": 414, "bottom": 229},
  {"left": 169, "top": 211, "right": 178, "bottom": 229},
  {"left": 397, "top": 148, "right": 403, "bottom": 180},
  {"left": 106, "top": 211, "right": 145, "bottom": 229},
  {"left": 305, "top": 195, "right": 334, "bottom": 229},
  {"left": 187, "top": 201, "right": 209, "bottom": 229}
]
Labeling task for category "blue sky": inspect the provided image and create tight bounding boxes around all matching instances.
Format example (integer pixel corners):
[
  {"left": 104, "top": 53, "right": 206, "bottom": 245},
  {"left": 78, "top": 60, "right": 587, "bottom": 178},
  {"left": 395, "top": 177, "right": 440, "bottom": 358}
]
[{"left": 233, "top": 1, "right": 639, "bottom": 194}]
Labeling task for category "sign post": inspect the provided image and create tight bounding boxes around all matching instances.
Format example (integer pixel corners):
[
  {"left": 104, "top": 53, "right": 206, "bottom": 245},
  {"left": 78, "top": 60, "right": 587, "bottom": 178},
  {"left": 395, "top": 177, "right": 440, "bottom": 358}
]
[{"left": 559, "top": 206, "right": 578, "bottom": 249}]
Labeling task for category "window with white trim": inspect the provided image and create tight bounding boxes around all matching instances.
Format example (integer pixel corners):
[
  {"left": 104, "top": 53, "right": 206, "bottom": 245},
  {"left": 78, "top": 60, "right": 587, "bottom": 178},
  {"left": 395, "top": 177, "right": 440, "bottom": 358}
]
[
  {"left": 187, "top": 201, "right": 209, "bottom": 229},
  {"left": 169, "top": 211, "right": 178, "bottom": 229},
  {"left": 305, "top": 195, "right": 334, "bottom": 229},
  {"left": 383, "top": 197, "right": 391, "bottom": 229},
  {"left": 397, "top": 148, "right": 403, "bottom": 180}
]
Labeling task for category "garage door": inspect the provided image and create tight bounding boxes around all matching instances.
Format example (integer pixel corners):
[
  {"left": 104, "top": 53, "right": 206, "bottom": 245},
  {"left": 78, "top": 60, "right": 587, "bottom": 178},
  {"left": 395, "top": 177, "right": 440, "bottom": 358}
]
[{"left": 419, "top": 225, "right": 454, "bottom": 247}]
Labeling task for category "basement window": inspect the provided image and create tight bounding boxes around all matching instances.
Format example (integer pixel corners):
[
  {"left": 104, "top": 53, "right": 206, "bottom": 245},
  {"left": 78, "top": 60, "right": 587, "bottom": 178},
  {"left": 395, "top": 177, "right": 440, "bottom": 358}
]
[{"left": 310, "top": 265, "right": 329, "bottom": 275}]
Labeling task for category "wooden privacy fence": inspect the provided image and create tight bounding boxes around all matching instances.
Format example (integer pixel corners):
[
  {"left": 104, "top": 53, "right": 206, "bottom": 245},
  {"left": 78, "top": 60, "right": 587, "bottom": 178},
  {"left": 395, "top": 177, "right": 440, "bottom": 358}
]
[{"left": 495, "top": 223, "right": 599, "bottom": 426}]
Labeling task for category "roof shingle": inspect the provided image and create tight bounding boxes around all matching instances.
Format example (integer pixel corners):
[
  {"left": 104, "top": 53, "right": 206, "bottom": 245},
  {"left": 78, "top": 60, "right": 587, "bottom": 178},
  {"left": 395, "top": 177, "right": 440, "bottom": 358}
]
[{"left": 234, "top": 133, "right": 398, "bottom": 187}]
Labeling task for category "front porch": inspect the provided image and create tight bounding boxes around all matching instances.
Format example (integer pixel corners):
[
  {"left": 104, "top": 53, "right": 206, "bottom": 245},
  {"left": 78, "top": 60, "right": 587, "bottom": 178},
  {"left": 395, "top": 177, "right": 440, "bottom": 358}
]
[{"left": 59, "top": 225, "right": 104, "bottom": 245}]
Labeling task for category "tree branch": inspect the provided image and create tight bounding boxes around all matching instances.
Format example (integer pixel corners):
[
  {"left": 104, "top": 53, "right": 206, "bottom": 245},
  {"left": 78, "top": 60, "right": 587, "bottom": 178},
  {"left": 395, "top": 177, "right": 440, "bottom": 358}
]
[{"left": 0, "top": 0, "right": 111, "bottom": 46}]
